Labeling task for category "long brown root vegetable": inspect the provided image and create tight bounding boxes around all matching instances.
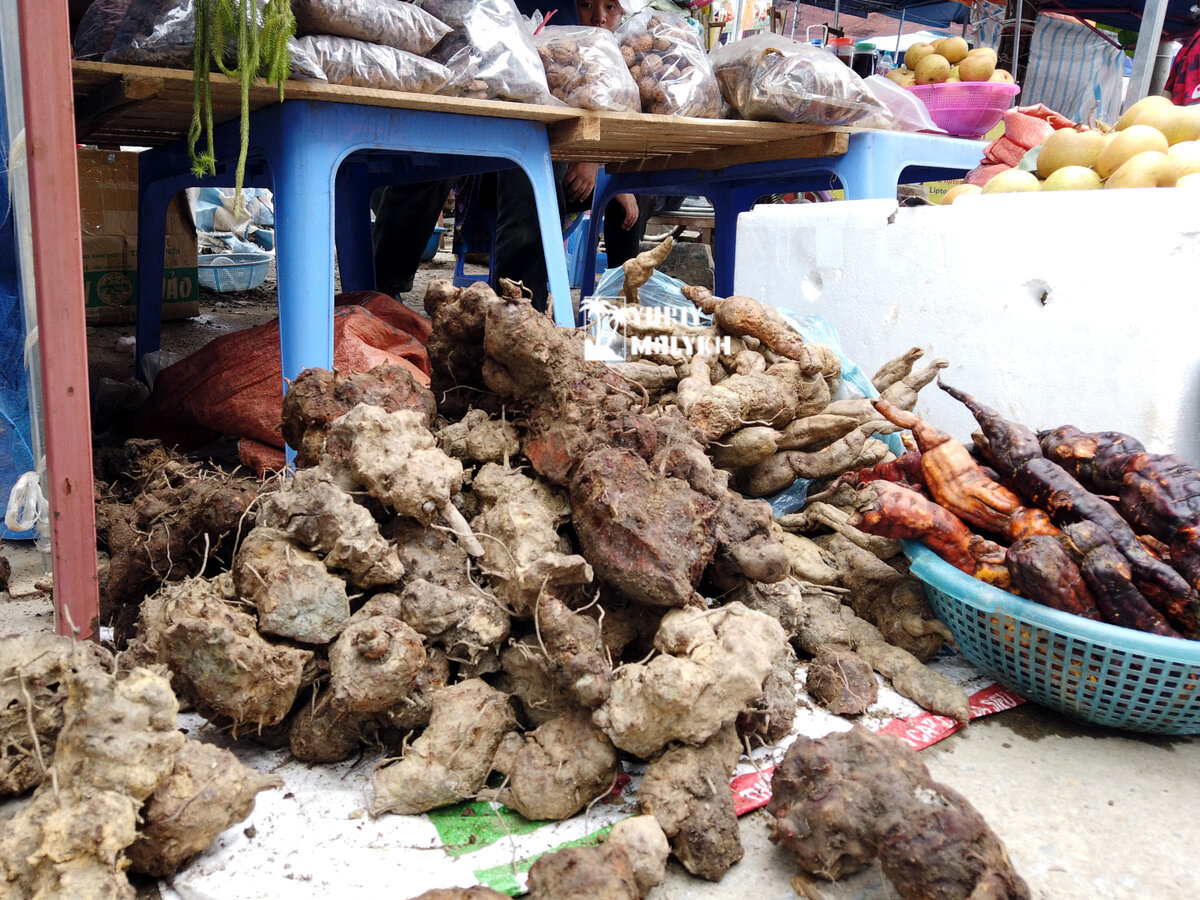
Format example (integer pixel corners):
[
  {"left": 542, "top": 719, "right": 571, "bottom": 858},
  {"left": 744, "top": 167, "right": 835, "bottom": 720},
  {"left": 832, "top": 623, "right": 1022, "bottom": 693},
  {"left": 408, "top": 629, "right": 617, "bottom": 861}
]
[
  {"left": 941, "top": 385, "right": 1199, "bottom": 633},
  {"left": 815, "top": 532, "right": 952, "bottom": 661},
  {"left": 767, "top": 726, "right": 1029, "bottom": 899},
  {"left": 370, "top": 678, "right": 516, "bottom": 816},
  {"left": 1038, "top": 424, "right": 1146, "bottom": 494},
  {"left": 593, "top": 602, "right": 789, "bottom": 758},
  {"left": 734, "top": 423, "right": 899, "bottom": 498},
  {"left": 848, "top": 480, "right": 1010, "bottom": 586},
  {"left": 126, "top": 739, "right": 282, "bottom": 876},
  {"left": 1058, "top": 521, "right": 1182, "bottom": 637},
  {"left": 621, "top": 236, "right": 674, "bottom": 306},
  {"left": 1005, "top": 535, "right": 1103, "bottom": 620},
  {"left": 687, "top": 361, "right": 829, "bottom": 441},
  {"left": 871, "top": 345, "right": 925, "bottom": 393},
  {"left": 637, "top": 724, "right": 744, "bottom": 882},
  {"left": 683, "top": 289, "right": 822, "bottom": 374},
  {"left": 732, "top": 579, "right": 971, "bottom": 723},
  {"left": 484, "top": 710, "right": 620, "bottom": 821},
  {"left": 873, "top": 398, "right": 1021, "bottom": 536},
  {"left": 708, "top": 424, "right": 780, "bottom": 469}
]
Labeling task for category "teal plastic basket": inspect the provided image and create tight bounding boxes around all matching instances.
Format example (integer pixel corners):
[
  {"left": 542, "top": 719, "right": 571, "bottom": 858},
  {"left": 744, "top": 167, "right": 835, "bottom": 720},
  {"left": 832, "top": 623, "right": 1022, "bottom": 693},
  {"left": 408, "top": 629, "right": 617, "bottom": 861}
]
[{"left": 902, "top": 539, "right": 1200, "bottom": 735}]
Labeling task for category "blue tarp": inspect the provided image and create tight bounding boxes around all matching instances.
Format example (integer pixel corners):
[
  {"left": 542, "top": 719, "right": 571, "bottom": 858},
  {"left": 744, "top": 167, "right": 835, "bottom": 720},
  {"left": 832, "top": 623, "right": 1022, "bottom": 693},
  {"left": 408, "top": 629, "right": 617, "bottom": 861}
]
[{"left": 0, "top": 41, "right": 37, "bottom": 541}]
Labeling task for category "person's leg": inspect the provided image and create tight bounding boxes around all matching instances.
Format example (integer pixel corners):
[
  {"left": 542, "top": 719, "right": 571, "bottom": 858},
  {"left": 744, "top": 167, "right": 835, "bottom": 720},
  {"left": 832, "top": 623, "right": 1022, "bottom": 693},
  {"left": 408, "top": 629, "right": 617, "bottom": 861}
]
[
  {"left": 493, "top": 162, "right": 567, "bottom": 313},
  {"left": 601, "top": 195, "right": 642, "bottom": 268},
  {"left": 372, "top": 178, "right": 456, "bottom": 296}
]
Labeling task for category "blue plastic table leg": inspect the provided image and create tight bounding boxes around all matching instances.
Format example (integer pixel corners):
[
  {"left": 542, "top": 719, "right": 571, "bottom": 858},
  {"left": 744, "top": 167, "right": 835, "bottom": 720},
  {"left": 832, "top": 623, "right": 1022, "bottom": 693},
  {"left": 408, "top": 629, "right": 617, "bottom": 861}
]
[
  {"left": 582, "top": 133, "right": 988, "bottom": 301},
  {"left": 136, "top": 99, "right": 575, "bottom": 462}
]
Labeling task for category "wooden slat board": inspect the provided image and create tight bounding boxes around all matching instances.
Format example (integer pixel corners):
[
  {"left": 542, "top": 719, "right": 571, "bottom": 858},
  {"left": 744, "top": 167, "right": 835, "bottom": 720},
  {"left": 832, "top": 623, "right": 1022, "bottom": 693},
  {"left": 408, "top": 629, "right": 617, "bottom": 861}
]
[{"left": 72, "top": 60, "right": 854, "bottom": 169}]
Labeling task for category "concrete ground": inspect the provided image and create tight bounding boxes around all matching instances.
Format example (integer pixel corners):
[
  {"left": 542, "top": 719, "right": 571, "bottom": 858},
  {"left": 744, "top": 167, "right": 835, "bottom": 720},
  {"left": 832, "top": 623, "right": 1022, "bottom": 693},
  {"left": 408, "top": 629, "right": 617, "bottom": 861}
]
[
  {"left": 6, "top": 246, "right": 1199, "bottom": 899},
  {"left": 3, "top": 538, "right": 1197, "bottom": 900}
]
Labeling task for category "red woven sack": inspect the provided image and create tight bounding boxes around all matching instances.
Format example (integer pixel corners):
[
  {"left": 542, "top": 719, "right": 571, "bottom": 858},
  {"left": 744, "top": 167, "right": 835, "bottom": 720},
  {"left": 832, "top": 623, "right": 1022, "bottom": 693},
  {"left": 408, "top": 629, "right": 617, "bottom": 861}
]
[{"left": 135, "top": 293, "right": 431, "bottom": 465}]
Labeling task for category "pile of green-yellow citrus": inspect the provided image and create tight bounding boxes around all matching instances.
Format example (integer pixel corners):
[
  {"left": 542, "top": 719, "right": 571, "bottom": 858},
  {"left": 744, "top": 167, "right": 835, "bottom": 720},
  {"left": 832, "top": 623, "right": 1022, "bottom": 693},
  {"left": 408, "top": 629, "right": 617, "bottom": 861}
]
[
  {"left": 885, "top": 38, "right": 1014, "bottom": 87},
  {"left": 942, "top": 95, "right": 1200, "bottom": 202}
]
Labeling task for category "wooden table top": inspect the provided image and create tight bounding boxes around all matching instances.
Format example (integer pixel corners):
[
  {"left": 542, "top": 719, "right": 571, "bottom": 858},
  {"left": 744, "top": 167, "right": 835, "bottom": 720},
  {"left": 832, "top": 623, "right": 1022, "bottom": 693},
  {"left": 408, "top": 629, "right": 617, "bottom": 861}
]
[{"left": 72, "top": 60, "right": 852, "bottom": 175}]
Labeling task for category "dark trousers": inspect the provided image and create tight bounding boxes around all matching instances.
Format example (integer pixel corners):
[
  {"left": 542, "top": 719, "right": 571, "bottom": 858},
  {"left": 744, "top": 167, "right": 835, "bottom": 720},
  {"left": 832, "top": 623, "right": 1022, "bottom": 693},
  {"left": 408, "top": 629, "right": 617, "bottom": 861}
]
[{"left": 373, "top": 170, "right": 684, "bottom": 312}]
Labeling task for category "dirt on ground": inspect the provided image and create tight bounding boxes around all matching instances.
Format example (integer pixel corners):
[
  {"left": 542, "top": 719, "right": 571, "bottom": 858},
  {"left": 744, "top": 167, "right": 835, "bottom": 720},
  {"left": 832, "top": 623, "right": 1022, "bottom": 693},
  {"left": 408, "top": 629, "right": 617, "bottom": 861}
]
[{"left": 86, "top": 251, "right": 462, "bottom": 387}]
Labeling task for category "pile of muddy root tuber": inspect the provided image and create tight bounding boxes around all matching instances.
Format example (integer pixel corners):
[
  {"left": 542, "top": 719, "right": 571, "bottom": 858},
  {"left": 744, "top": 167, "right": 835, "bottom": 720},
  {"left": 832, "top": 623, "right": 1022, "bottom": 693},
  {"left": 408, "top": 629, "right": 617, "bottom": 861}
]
[
  {"left": 0, "top": 634, "right": 280, "bottom": 896},
  {"left": 94, "top": 253, "right": 1021, "bottom": 892}
]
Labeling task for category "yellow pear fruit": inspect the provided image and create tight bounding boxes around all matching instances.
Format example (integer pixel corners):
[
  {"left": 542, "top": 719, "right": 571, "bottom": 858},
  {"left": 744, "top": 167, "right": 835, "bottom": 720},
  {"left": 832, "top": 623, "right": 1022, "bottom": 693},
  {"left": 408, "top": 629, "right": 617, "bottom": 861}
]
[
  {"left": 966, "top": 47, "right": 998, "bottom": 64},
  {"left": 1133, "top": 102, "right": 1200, "bottom": 145},
  {"left": 1114, "top": 93, "right": 1174, "bottom": 131},
  {"left": 941, "top": 182, "right": 983, "bottom": 204},
  {"left": 1168, "top": 140, "right": 1200, "bottom": 178},
  {"left": 958, "top": 52, "right": 996, "bottom": 82},
  {"left": 1104, "top": 150, "right": 1178, "bottom": 188},
  {"left": 915, "top": 53, "right": 952, "bottom": 85},
  {"left": 1176, "top": 172, "right": 1200, "bottom": 187},
  {"left": 1036, "top": 128, "right": 1107, "bottom": 177},
  {"left": 980, "top": 168, "right": 1042, "bottom": 193},
  {"left": 989, "top": 68, "right": 1016, "bottom": 84},
  {"left": 885, "top": 67, "right": 912, "bottom": 84},
  {"left": 1095, "top": 124, "right": 1170, "bottom": 177},
  {"left": 939, "top": 36, "right": 970, "bottom": 64},
  {"left": 905, "top": 42, "right": 937, "bottom": 71},
  {"left": 1042, "top": 165, "right": 1103, "bottom": 190}
]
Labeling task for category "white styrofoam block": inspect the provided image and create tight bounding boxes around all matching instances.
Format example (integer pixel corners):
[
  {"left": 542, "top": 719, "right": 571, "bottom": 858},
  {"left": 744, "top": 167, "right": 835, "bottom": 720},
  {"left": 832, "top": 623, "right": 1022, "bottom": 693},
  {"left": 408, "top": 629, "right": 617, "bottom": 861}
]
[{"left": 734, "top": 190, "right": 1200, "bottom": 465}]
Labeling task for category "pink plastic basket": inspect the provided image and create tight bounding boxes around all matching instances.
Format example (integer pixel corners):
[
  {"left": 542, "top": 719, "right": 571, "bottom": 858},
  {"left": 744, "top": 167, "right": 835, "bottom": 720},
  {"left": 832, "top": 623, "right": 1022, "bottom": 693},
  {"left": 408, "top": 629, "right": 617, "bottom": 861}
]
[{"left": 905, "top": 81, "right": 1021, "bottom": 138}]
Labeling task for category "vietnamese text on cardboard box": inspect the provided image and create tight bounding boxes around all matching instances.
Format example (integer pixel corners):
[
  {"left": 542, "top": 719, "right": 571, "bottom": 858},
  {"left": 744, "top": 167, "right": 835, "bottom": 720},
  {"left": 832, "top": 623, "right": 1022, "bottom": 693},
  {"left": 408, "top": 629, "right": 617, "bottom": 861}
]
[{"left": 78, "top": 148, "right": 199, "bottom": 325}]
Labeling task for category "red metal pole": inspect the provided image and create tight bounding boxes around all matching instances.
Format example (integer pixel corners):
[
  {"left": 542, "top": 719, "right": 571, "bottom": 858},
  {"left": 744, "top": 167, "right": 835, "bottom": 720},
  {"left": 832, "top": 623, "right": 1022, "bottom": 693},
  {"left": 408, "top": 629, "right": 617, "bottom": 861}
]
[{"left": 16, "top": 0, "right": 100, "bottom": 639}]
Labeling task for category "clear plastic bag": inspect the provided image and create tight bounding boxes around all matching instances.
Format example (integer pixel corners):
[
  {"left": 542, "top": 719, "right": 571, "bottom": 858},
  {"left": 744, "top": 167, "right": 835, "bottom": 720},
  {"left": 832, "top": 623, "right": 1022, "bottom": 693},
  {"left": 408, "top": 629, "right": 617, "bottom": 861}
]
[
  {"left": 417, "top": 0, "right": 558, "bottom": 104},
  {"left": 73, "top": 0, "right": 133, "bottom": 59},
  {"left": 292, "top": 0, "right": 451, "bottom": 57},
  {"left": 103, "top": 0, "right": 324, "bottom": 80},
  {"left": 103, "top": 0, "right": 196, "bottom": 67},
  {"left": 709, "top": 33, "right": 893, "bottom": 127},
  {"left": 292, "top": 34, "right": 453, "bottom": 93},
  {"left": 862, "top": 74, "right": 943, "bottom": 132},
  {"left": 533, "top": 25, "right": 640, "bottom": 112},
  {"left": 615, "top": 9, "right": 722, "bottom": 117}
]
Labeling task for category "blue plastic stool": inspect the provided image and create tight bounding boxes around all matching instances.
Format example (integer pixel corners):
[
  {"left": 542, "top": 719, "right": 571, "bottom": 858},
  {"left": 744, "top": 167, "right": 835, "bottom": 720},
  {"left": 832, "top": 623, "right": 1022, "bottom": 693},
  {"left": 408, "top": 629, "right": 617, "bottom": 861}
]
[
  {"left": 581, "top": 130, "right": 988, "bottom": 306},
  {"left": 135, "top": 100, "right": 575, "bottom": 444},
  {"left": 451, "top": 176, "right": 497, "bottom": 288}
]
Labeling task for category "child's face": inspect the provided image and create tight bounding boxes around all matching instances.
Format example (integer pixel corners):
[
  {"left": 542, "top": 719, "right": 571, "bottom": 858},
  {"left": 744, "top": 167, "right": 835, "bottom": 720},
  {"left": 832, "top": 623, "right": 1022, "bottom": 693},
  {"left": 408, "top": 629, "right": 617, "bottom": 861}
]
[{"left": 576, "top": 0, "right": 624, "bottom": 30}]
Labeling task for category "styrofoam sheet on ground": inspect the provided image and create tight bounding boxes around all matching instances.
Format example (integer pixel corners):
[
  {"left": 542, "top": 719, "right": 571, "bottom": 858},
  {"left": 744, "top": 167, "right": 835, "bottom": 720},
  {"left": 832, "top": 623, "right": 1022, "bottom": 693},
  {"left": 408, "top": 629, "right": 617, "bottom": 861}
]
[
  {"left": 733, "top": 190, "right": 1200, "bottom": 466},
  {"left": 160, "top": 649, "right": 1020, "bottom": 900}
]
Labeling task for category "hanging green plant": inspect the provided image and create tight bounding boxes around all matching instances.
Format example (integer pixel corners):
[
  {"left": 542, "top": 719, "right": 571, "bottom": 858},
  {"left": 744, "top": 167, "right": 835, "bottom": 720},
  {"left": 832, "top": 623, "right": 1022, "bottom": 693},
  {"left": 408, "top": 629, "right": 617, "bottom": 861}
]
[{"left": 189, "top": 0, "right": 296, "bottom": 213}]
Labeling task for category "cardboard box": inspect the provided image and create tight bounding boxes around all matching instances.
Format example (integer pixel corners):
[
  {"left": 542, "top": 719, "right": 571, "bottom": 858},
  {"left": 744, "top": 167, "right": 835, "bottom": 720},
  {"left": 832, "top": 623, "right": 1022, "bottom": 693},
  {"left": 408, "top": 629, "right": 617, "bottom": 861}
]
[{"left": 78, "top": 148, "right": 199, "bottom": 325}]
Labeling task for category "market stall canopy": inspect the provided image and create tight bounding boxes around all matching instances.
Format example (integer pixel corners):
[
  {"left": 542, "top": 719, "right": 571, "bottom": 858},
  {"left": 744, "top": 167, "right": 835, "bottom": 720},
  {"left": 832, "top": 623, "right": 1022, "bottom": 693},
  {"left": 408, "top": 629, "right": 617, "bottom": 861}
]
[
  {"left": 1038, "top": 0, "right": 1194, "bottom": 38},
  {"left": 782, "top": 0, "right": 975, "bottom": 28}
]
